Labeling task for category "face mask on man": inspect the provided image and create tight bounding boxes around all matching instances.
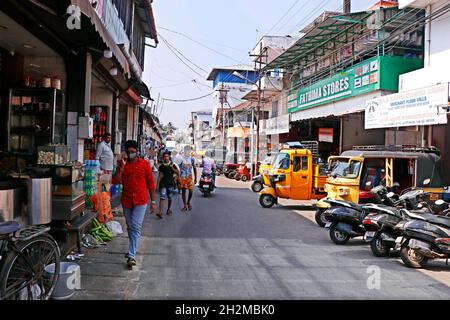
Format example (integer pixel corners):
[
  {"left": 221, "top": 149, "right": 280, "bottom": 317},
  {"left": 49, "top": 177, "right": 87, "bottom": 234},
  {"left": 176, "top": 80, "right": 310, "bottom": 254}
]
[{"left": 127, "top": 151, "right": 137, "bottom": 160}]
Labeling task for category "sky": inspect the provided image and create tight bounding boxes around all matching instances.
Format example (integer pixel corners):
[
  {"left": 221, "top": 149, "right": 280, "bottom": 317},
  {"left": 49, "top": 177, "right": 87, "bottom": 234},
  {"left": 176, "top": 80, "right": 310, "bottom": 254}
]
[{"left": 143, "top": 0, "right": 377, "bottom": 129}]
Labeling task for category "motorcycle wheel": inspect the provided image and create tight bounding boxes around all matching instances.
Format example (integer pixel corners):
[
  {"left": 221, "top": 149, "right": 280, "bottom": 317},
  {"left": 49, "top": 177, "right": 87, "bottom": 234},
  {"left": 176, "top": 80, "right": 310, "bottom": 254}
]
[
  {"left": 370, "top": 235, "right": 390, "bottom": 257},
  {"left": 228, "top": 171, "right": 236, "bottom": 179},
  {"left": 329, "top": 224, "right": 350, "bottom": 245},
  {"left": 400, "top": 242, "right": 429, "bottom": 268},
  {"left": 234, "top": 174, "right": 241, "bottom": 181},
  {"left": 251, "top": 181, "right": 263, "bottom": 193},
  {"left": 314, "top": 208, "right": 328, "bottom": 228},
  {"left": 203, "top": 191, "right": 209, "bottom": 198},
  {"left": 241, "top": 175, "right": 249, "bottom": 182},
  {"left": 259, "top": 194, "right": 276, "bottom": 208}
]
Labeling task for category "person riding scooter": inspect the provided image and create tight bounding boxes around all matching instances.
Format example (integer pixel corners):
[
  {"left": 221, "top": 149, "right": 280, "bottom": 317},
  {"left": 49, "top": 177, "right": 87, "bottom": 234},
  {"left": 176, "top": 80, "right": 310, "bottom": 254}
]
[{"left": 201, "top": 151, "right": 216, "bottom": 182}]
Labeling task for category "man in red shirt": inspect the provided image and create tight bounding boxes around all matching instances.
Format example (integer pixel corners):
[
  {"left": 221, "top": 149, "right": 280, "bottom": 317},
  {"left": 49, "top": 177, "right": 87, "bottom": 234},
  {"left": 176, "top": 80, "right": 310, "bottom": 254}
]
[{"left": 112, "top": 140, "right": 156, "bottom": 267}]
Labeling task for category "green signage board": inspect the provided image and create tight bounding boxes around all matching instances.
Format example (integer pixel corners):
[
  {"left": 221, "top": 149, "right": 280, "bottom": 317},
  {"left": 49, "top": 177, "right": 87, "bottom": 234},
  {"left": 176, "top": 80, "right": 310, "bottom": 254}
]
[{"left": 288, "top": 56, "right": 423, "bottom": 113}]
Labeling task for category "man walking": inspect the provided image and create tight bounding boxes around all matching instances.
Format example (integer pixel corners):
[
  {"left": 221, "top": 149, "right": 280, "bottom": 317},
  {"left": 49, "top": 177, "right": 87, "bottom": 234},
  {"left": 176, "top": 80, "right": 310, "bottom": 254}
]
[
  {"left": 178, "top": 147, "right": 197, "bottom": 212},
  {"left": 112, "top": 140, "right": 156, "bottom": 267},
  {"left": 156, "top": 151, "right": 179, "bottom": 218},
  {"left": 95, "top": 133, "right": 114, "bottom": 191}
]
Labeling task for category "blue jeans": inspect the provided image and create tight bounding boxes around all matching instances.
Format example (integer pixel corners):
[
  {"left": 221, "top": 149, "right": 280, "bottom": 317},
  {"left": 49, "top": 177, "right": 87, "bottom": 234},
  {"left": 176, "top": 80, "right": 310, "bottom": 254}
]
[{"left": 123, "top": 205, "right": 147, "bottom": 259}]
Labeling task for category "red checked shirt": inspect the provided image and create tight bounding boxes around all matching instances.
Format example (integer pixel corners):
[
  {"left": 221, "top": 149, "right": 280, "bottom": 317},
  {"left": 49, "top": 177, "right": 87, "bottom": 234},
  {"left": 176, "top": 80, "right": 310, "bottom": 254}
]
[{"left": 113, "top": 158, "right": 155, "bottom": 209}]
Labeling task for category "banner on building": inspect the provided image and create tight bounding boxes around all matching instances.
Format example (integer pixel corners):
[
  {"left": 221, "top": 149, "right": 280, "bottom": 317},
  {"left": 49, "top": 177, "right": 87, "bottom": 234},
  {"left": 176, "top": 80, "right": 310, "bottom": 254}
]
[
  {"left": 227, "top": 127, "right": 250, "bottom": 138},
  {"left": 266, "top": 114, "right": 290, "bottom": 135},
  {"left": 318, "top": 128, "right": 334, "bottom": 143},
  {"left": 365, "top": 83, "right": 449, "bottom": 129}
]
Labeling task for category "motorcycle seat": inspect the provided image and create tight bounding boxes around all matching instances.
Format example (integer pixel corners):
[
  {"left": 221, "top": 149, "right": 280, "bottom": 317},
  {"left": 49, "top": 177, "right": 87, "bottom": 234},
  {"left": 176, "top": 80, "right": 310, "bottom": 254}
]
[
  {"left": 422, "top": 215, "right": 450, "bottom": 229},
  {"left": 326, "top": 199, "right": 363, "bottom": 211},
  {"left": 0, "top": 221, "right": 21, "bottom": 235}
]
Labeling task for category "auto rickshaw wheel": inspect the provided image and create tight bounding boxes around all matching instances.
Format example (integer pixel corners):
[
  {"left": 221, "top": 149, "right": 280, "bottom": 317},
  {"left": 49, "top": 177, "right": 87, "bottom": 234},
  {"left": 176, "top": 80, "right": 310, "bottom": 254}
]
[
  {"left": 314, "top": 209, "right": 328, "bottom": 228},
  {"left": 259, "top": 194, "right": 276, "bottom": 208},
  {"left": 251, "top": 181, "right": 263, "bottom": 193},
  {"left": 241, "top": 175, "right": 249, "bottom": 182}
]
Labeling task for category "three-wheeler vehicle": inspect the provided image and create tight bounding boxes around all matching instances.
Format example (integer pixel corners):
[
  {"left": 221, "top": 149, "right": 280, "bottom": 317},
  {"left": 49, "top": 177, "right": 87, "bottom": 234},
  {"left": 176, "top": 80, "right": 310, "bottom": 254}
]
[
  {"left": 314, "top": 145, "right": 445, "bottom": 226},
  {"left": 258, "top": 142, "right": 328, "bottom": 208}
]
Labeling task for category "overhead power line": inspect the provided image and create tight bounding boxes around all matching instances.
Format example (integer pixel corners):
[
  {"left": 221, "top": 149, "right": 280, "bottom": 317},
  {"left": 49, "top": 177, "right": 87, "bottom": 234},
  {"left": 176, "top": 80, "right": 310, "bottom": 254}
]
[
  {"left": 265, "top": 0, "right": 302, "bottom": 36},
  {"left": 159, "top": 27, "right": 243, "bottom": 64},
  {"left": 158, "top": 33, "right": 208, "bottom": 78},
  {"left": 161, "top": 92, "right": 214, "bottom": 103}
]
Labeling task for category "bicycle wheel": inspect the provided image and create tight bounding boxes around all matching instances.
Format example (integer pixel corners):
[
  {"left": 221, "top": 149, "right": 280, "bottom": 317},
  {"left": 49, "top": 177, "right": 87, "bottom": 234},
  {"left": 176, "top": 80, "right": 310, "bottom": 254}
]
[{"left": 0, "top": 234, "right": 60, "bottom": 300}]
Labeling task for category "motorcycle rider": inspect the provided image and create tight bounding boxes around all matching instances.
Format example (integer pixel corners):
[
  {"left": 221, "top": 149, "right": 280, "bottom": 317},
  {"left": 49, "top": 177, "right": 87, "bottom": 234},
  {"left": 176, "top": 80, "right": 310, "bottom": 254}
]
[{"left": 201, "top": 150, "right": 216, "bottom": 183}]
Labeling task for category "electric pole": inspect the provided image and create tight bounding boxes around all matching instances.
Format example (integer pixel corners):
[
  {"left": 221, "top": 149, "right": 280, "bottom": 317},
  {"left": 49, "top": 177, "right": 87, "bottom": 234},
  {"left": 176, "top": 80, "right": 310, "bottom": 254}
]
[
  {"left": 217, "top": 83, "right": 229, "bottom": 150},
  {"left": 250, "top": 42, "right": 268, "bottom": 176}
]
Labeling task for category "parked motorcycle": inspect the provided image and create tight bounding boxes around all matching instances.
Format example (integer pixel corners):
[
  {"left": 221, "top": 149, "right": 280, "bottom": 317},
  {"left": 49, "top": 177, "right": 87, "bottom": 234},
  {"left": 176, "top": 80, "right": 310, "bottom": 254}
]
[
  {"left": 394, "top": 200, "right": 450, "bottom": 268},
  {"left": 323, "top": 185, "right": 391, "bottom": 245},
  {"left": 362, "top": 188, "right": 431, "bottom": 257},
  {"left": 198, "top": 173, "right": 215, "bottom": 197}
]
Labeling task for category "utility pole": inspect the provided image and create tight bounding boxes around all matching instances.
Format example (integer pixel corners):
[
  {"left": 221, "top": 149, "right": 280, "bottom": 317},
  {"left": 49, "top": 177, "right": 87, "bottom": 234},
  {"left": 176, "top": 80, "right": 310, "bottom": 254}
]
[
  {"left": 250, "top": 42, "right": 268, "bottom": 176},
  {"left": 216, "top": 83, "right": 229, "bottom": 150}
]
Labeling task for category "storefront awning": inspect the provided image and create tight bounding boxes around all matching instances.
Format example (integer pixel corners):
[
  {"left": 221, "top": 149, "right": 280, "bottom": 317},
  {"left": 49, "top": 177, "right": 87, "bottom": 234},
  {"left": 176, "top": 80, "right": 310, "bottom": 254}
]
[{"left": 70, "top": 0, "right": 131, "bottom": 77}]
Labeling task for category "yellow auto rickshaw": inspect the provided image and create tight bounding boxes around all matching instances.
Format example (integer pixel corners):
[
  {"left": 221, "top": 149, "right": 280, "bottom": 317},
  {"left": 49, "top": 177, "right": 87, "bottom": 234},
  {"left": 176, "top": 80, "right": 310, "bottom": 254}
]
[
  {"left": 258, "top": 142, "right": 327, "bottom": 208},
  {"left": 314, "top": 145, "right": 445, "bottom": 226}
]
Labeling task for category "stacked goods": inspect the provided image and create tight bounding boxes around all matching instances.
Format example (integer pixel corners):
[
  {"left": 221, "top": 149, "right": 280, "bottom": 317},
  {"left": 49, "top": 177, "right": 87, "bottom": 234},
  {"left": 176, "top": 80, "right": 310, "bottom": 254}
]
[
  {"left": 90, "top": 218, "right": 113, "bottom": 242},
  {"left": 84, "top": 160, "right": 100, "bottom": 207}
]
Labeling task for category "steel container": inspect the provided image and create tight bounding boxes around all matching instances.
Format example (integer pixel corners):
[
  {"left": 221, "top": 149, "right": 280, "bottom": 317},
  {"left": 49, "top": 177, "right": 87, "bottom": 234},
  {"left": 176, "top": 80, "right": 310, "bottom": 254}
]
[
  {"left": 0, "top": 181, "right": 27, "bottom": 223},
  {"left": 28, "top": 177, "right": 52, "bottom": 225}
]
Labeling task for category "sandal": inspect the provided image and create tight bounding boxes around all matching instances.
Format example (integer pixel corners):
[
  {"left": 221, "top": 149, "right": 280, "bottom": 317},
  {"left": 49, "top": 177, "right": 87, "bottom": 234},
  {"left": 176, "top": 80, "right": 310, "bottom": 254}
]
[
  {"left": 156, "top": 213, "right": 163, "bottom": 219},
  {"left": 187, "top": 203, "right": 192, "bottom": 211},
  {"left": 181, "top": 207, "right": 188, "bottom": 212},
  {"left": 167, "top": 209, "right": 173, "bottom": 216}
]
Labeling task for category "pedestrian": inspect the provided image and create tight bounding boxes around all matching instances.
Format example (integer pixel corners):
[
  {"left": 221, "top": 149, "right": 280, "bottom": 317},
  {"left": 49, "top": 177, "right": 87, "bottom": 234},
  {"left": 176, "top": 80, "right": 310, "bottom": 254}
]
[
  {"left": 179, "top": 146, "right": 197, "bottom": 212},
  {"left": 112, "top": 140, "right": 156, "bottom": 267},
  {"left": 95, "top": 132, "right": 114, "bottom": 191},
  {"left": 156, "top": 151, "right": 179, "bottom": 218}
]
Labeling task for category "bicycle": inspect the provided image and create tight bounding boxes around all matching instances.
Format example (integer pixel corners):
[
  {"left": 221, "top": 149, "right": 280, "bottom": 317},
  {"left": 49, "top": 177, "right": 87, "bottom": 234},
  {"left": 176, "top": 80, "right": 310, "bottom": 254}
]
[{"left": 0, "top": 221, "right": 60, "bottom": 300}]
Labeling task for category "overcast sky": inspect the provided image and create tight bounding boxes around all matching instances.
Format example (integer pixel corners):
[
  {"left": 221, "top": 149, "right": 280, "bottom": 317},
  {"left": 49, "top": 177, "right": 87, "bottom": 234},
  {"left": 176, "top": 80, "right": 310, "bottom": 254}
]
[{"left": 143, "top": 0, "right": 377, "bottom": 129}]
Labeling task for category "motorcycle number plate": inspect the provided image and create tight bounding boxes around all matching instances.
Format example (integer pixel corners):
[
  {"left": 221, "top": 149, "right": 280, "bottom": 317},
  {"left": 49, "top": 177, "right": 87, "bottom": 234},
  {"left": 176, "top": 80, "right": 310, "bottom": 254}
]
[
  {"left": 365, "top": 231, "right": 375, "bottom": 238},
  {"left": 395, "top": 236, "right": 403, "bottom": 244},
  {"left": 325, "top": 222, "right": 332, "bottom": 228}
]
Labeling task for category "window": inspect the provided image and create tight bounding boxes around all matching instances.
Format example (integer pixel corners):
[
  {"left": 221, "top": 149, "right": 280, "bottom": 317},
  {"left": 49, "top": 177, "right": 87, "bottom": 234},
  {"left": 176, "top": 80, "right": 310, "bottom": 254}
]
[
  {"left": 301, "top": 156, "right": 308, "bottom": 171},
  {"left": 273, "top": 153, "right": 290, "bottom": 170},
  {"left": 293, "top": 156, "right": 301, "bottom": 172},
  {"left": 271, "top": 101, "right": 279, "bottom": 118}
]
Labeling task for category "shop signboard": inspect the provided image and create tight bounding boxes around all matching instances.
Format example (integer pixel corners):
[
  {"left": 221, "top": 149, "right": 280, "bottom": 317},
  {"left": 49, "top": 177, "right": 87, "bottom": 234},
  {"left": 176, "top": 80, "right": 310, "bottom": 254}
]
[
  {"left": 288, "top": 56, "right": 423, "bottom": 113},
  {"left": 318, "top": 128, "right": 334, "bottom": 143},
  {"left": 365, "top": 83, "right": 449, "bottom": 129}
]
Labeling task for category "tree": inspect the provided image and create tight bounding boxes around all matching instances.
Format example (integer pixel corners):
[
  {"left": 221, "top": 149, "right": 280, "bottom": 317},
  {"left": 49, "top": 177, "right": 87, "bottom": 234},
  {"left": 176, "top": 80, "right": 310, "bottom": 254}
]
[{"left": 161, "top": 122, "right": 177, "bottom": 139}]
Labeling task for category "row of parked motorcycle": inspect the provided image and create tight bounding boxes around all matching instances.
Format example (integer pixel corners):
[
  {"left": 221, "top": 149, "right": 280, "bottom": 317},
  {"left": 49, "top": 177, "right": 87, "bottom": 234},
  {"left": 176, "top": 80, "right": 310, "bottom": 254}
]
[{"left": 315, "top": 180, "right": 450, "bottom": 269}]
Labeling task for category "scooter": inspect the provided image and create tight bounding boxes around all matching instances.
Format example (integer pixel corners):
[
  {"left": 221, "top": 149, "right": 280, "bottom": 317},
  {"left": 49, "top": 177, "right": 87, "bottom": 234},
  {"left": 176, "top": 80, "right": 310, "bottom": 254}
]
[
  {"left": 198, "top": 173, "right": 215, "bottom": 197},
  {"left": 362, "top": 188, "right": 431, "bottom": 257},
  {"left": 323, "top": 185, "right": 391, "bottom": 245},
  {"left": 394, "top": 201, "right": 450, "bottom": 268}
]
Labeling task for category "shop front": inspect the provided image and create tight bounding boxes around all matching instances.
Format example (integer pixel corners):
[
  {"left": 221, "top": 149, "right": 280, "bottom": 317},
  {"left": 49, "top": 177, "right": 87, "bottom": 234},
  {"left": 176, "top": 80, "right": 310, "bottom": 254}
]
[{"left": 287, "top": 55, "right": 424, "bottom": 160}]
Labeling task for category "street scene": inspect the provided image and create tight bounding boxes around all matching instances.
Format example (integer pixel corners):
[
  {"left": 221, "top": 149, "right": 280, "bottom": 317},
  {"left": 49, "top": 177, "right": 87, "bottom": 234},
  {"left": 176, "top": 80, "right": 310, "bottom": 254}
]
[{"left": 1, "top": 0, "right": 450, "bottom": 302}]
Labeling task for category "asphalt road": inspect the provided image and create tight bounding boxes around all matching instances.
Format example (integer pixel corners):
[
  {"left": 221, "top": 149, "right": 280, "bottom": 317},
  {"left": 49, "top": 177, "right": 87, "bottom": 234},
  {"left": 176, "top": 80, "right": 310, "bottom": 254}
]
[{"left": 74, "top": 175, "right": 450, "bottom": 299}]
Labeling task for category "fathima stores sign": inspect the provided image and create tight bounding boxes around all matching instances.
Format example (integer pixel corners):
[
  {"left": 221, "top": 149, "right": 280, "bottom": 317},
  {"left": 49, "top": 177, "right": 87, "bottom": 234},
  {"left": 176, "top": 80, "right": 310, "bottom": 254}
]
[{"left": 288, "top": 56, "right": 423, "bottom": 113}]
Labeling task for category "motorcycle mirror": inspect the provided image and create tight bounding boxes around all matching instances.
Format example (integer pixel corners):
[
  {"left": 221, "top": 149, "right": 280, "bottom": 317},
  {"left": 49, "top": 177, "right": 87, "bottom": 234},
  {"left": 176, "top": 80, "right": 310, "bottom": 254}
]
[
  {"left": 387, "top": 192, "right": 395, "bottom": 198},
  {"left": 366, "top": 181, "right": 372, "bottom": 187},
  {"left": 423, "top": 178, "right": 431, "bottom": 186},
  {"left": 435, "top": 199, "right": 445, "bottom": 206}
]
